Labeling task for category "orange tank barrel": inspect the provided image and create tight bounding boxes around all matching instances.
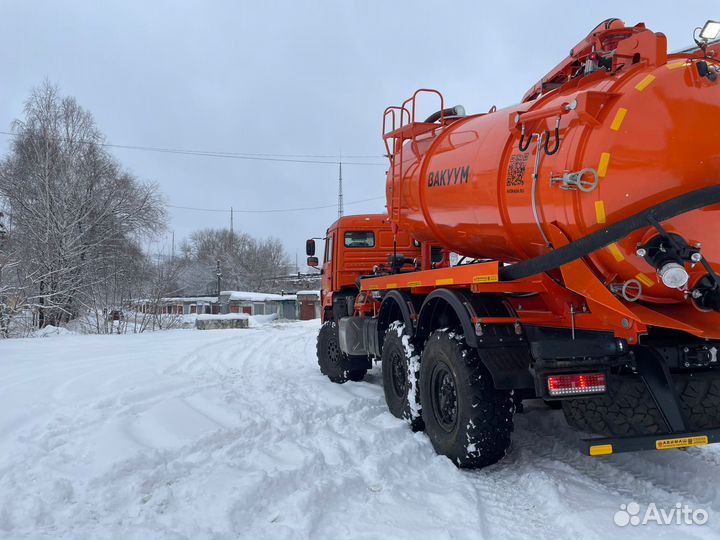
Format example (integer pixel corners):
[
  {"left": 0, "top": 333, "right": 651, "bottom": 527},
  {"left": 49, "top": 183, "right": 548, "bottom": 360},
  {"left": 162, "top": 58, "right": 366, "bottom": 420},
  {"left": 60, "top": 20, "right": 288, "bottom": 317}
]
[{"left": 384, "top": 20, "right": 720, "bottom": 335}]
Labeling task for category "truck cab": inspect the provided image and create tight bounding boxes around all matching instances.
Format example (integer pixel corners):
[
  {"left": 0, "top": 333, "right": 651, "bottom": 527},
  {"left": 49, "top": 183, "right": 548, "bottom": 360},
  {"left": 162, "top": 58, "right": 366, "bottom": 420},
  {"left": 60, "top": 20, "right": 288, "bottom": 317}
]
[
  {"left": 306, "top": 214, "right": 421, "bottom": 323},
  {"left": 305, "top": 214, "right": 421, "bottom": 384}
]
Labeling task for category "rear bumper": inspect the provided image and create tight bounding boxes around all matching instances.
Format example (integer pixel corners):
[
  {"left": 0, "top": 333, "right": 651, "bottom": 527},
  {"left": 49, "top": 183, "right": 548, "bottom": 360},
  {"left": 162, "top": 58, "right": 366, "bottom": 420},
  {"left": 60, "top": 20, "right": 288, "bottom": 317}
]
[{"left": 580, "top": 427, "right": 720, "bottom": 456}]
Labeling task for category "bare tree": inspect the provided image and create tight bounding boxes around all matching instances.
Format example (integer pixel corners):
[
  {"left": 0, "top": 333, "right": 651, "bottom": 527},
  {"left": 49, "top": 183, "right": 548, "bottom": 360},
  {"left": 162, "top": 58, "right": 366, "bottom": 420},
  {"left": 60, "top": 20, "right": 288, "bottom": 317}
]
[
  {"left": 114, "top": 250, "right": 189, "bottom": 333},
  {"left": 0, "top": 82, "right": 165, "bottom": 329},
  {"left": 180, "top": 228, "right": 291, "bottom": 293}
]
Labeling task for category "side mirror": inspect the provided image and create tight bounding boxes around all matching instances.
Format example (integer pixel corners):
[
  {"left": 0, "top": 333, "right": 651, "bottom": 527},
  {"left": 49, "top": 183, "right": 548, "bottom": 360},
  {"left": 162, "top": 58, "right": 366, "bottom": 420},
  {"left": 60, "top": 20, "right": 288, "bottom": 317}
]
[
  {"left": 306, "top": 239, "right": 316, "bottom": 256},
  {"left": 307, "top": 256, "right": 319, "bottom": 267}
]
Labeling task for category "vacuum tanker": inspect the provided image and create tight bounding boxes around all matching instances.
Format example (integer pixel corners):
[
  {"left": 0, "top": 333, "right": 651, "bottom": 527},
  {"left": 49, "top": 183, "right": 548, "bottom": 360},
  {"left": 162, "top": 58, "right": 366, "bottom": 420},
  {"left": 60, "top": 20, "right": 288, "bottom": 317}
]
[{"left": 310, "top": 19, "right": 720, "bottom": 469}]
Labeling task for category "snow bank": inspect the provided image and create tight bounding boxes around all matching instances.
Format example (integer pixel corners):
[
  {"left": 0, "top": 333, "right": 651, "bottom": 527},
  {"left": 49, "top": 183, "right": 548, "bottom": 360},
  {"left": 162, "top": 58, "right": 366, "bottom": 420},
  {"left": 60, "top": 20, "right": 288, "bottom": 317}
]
[
  {"left": 247, "top": 313, "right": 278, "bottom": 327},
  {"left": 31, "top": 325, "right": 76, "bottom": 338},
  {"left": 196, "top": 313, "right": 250, "bottom": 321},
  {"left": 1, "top": 322, "right": 719, "bottom": 539},
  {"left": 193, "top": 313, "right": 277, "bottom": 327}
]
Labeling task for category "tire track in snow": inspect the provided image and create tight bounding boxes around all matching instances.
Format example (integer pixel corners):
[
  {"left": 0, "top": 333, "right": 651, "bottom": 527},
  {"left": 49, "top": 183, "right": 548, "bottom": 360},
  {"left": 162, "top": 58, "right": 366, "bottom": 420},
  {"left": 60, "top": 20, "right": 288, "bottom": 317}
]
[
  {"left": 3, "top": 322, "right": 720, "bottom": 539},
  {"left": 514, "top": 406, "right": 720, "bottom": 508}
]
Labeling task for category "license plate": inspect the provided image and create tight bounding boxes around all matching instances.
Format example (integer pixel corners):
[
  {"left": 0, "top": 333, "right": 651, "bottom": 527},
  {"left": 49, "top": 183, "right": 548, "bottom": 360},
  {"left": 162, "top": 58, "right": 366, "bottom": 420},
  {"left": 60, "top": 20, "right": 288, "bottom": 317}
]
[{"left": 655, "top": 435, "right": 709, "bottom": 450}]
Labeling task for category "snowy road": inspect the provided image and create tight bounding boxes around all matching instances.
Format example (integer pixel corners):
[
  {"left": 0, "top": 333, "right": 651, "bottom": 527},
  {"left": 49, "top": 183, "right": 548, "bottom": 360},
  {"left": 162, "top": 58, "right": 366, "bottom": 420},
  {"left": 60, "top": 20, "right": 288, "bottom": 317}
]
[{"left": 1, "top": 320, "right": 719, "bottom": 539}]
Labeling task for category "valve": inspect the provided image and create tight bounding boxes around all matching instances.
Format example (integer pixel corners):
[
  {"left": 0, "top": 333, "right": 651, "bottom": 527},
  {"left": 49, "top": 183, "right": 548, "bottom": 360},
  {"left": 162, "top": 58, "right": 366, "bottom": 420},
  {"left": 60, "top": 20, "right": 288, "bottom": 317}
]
[
  {"left": 636, "top": 232, "right": 699, "bottom": 290},
  {"left": 551, "top": 168, "right": 599, "bottom": 192}
]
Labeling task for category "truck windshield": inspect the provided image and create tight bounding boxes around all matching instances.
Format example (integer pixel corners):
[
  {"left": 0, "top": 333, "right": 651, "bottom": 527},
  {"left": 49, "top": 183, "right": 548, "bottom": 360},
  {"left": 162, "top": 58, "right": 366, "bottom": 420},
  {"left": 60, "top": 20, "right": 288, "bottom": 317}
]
[{"left": 344, "top": 231, "right": 375, "bottom": 248}]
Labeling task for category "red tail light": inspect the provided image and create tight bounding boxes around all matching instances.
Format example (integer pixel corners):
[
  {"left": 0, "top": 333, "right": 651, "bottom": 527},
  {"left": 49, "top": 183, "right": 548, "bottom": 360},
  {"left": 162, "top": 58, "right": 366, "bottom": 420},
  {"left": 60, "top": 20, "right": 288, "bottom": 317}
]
[{"left": 547, "top": 373, "right": 606, "bottom": 397}]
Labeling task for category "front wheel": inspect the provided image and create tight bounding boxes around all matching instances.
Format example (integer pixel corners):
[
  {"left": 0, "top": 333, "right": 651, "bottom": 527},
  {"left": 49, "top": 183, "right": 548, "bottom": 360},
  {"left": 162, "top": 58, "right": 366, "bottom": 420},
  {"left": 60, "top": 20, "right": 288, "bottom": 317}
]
[
  {"left": 420, "top": 329, "right": 514, "bottom": 468},
  {"left": 317, "top": 321, "right": 366, "bottom": 384}
]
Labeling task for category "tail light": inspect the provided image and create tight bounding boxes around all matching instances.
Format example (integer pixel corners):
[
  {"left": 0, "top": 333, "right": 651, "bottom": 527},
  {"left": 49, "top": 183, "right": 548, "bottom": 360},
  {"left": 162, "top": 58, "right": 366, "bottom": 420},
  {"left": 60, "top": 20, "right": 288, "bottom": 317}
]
[{"left": 547, "top": 373, "right": 606, "bottom": 397}]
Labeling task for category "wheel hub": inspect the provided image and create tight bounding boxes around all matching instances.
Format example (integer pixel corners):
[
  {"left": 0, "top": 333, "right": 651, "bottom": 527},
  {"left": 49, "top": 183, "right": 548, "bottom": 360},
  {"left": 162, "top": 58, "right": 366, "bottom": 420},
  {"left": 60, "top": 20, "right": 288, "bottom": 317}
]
[
  {"left": 432, "top": 364, "right": 458, "bottom": 431},
  {"left": 327, "top": 337, "right": 340, "bottom": 365},
  {"left": 390, "top": 351, "right": 406, "bottom": 397}
]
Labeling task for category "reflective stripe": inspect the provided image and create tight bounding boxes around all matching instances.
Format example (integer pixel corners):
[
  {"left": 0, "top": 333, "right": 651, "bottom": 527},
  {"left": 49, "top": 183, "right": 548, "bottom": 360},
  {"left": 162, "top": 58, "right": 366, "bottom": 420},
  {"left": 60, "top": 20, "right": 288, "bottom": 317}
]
[
  {"left": 595, "top": 200, "right": 607, "bottom": 224},
  {"left": 610, "top": 108, "right": 628, "bottom": 131},
  {"left": 636, "top": 273, "right": 655, "bottom": 288},
  {"left": 589, "top": 444, "right": 613, "bottom": 456},
  {"left": 608, "top": 243, "right": 625, "bottom": 262},
  {"left": 635, "top": 74, "right": 656, "bottom": 91},
  {"left": 598, "top": 153, "right": 611, "bottom": 177}
]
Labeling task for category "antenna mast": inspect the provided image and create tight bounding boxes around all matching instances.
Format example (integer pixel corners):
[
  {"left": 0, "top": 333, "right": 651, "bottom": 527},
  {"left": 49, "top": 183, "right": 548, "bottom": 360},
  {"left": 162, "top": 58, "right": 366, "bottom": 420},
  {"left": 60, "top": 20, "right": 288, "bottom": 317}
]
[{"left": 338, "top": 161, "right": 344, "bottom": 218}]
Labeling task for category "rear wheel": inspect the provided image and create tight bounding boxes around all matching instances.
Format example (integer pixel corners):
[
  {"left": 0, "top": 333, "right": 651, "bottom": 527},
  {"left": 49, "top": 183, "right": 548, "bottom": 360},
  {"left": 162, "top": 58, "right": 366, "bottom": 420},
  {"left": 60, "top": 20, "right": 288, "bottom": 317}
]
[
  {"left": 317, "top": 321, "right": 367, "bottom": 383},
  {"left": 420, "top": 329, "right": 514, "bottom": 468},
  {"left": 381, "top": 321, "right": 423, "bottom": 431}
]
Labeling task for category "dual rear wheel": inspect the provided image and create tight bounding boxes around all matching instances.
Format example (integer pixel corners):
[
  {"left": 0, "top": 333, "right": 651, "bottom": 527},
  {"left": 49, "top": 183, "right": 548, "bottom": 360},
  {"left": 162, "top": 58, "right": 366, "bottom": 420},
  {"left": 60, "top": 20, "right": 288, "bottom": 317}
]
[{"left": 382, "top": 325, "right": 515, "bottom": 468}]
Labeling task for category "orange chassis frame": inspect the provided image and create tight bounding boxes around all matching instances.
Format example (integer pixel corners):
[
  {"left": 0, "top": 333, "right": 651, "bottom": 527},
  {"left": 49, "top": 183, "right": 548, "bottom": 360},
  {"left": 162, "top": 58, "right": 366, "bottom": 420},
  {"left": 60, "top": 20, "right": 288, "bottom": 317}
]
[{"left": 357, "top": 230, "right": 720, "bottom": 345}]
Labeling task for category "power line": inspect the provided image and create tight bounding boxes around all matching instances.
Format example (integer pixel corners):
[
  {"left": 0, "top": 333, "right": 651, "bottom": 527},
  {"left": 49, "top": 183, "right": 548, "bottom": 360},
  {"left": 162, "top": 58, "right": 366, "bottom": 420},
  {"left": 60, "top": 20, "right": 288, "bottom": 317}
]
[
  {"left": 166, "top": 196, "right": 385, "bottom": 214},
  {"left": 0, "top": 131, "right": 387, "bottom": 166}
]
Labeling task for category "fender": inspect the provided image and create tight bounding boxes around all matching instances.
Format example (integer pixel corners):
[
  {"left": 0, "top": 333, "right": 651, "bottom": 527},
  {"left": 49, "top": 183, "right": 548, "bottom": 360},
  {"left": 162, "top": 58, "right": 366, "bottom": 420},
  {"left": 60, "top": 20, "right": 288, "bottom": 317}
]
[
  {"left": 416, "top": 289, "right": 534, "bottom": 390},
  {"left": 416, "top": 288, "right": 480, "bottom": 348},
  {"left": 378, "top": 290, "right": 418, "bottom": 331}
]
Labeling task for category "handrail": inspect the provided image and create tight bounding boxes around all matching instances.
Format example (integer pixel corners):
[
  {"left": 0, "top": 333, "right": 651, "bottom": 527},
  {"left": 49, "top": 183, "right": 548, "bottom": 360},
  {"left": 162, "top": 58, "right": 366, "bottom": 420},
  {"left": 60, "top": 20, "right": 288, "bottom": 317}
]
[
  {"left": 382, "top": 89, "right": 446, "bottom": 228},
  {"left": 382, "top": 105, "right": 410, "bottom": 162}
]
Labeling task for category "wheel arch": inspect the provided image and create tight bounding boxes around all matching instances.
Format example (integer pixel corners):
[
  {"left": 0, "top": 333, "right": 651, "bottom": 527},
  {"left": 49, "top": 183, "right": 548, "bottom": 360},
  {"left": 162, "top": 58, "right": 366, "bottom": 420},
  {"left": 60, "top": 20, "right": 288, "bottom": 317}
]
[
  {"left": 378, "top": 290, "right": 422, "bottom": 350},
  {"left": 415, "top": 289, "right": 534, "bottom": 391},
  {"left": 416, "top": 288, "right": 480, "bottom": 348}
]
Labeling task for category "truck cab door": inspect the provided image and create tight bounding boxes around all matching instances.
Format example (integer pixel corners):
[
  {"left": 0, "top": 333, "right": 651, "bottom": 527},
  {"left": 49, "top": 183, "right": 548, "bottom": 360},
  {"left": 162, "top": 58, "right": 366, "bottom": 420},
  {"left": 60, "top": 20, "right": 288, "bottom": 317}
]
[{"left": 322, "top": 232, "right": 334, "bottom": 293}]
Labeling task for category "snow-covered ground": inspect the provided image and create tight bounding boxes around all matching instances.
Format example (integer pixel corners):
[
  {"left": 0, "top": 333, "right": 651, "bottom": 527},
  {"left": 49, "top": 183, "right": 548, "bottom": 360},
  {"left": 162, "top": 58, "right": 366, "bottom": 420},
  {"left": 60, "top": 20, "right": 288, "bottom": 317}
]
[{"left": 1, "top": 320, "right": 719, "bottom": 539}]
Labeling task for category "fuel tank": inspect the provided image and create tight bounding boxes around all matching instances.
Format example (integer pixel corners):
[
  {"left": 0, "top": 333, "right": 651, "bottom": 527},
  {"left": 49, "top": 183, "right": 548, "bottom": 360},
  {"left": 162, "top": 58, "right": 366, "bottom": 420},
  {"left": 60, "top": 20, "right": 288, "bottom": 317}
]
[{"left": 386, "top": 20, "right": 720, "bottom": 306}]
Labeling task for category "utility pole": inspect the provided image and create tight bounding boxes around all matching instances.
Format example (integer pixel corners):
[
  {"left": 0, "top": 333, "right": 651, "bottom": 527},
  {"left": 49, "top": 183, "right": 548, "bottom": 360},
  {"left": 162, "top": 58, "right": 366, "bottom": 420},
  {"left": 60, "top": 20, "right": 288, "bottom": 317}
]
[
  {"left": 338, "top": 161, "right": 344, "bottom": 218},
  {"left": 171, "top": 231, "right": 175, "bottom": 259},
  {"left": 229, "top": 207, "right": 234, "bottom": 253},
  {"left": 216, "top": 259, "right": 222, "bottom": 296}
]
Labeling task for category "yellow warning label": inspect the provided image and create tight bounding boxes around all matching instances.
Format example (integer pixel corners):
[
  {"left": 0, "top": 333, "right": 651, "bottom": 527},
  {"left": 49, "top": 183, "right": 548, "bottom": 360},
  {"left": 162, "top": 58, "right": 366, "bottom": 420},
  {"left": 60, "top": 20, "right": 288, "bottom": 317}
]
[
  {"left": 656, "top": 435, "right": 708, "bottom": 450},
  {"left": 435, "top": 278, "right": 454, "bottom": 286},
  {"left": 473, "top": 275, "right": 499, "bottom": 283},
  {"left": 408, "top": 281, "right": 422, "bottom": 288},
  {"left": 386, "top": 283, "right": 398, "bottom": 289}
]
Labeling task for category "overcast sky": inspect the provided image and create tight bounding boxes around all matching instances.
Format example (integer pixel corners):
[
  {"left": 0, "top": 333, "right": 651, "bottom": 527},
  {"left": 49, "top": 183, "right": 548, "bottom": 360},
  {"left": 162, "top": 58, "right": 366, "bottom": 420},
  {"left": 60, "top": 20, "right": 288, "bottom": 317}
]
[{"left": 1, "top": 1, "right": 716, "bottom": 266}]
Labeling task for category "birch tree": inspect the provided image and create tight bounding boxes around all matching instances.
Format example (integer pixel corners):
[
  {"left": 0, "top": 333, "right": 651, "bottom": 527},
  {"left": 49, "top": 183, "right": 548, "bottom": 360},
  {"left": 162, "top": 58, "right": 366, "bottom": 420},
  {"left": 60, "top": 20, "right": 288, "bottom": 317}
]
[{"left": 0, "top": 82, "right": 165, "bottom": 328}]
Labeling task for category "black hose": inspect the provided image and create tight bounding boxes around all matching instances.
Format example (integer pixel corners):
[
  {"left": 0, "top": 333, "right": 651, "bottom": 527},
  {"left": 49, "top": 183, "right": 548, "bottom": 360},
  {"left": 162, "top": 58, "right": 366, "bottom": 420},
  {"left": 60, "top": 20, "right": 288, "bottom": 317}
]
[
  {"left": 499, "top": 185, "right": 720, "bottom": 281},
  {"left": 424, "top": 105, "right": 465, "bottom": 124},
  {"left": 543, "top": 127, "right": 560, "bottom": 155},
  {"left": 518, "top": 130, "right": 531, "bottom": 152}
]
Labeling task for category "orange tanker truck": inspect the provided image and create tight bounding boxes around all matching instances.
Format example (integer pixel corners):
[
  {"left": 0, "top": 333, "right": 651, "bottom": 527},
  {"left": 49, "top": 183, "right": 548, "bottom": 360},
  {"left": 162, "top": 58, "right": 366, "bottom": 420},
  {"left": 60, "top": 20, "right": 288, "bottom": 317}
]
[{"left": 308, "top": 19, "right": 720, "bottom": 468}]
